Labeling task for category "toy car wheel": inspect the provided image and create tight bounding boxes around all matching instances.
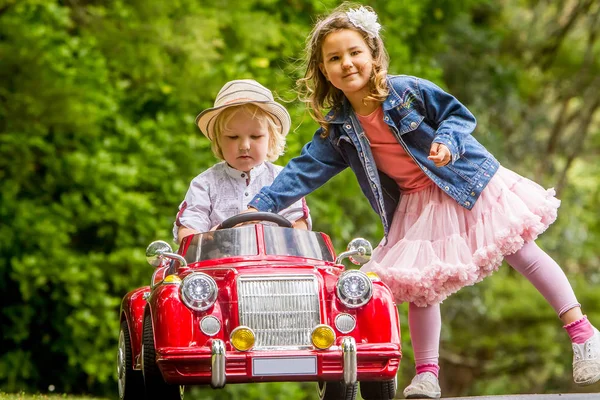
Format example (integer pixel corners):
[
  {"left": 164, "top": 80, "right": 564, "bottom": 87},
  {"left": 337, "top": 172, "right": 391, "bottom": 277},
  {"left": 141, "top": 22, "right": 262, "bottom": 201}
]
[
  {"left": 317, "top": 381, "right": 358, "bottom": 400},
  {"left": 359, "top": 377, "right": 397, "bottom": 400},
  {"left": 117, "top": 320, "right": 145, "bottom": 400},
  {"left": 142, "top": 313, "right": 184, "bottom": 400}
]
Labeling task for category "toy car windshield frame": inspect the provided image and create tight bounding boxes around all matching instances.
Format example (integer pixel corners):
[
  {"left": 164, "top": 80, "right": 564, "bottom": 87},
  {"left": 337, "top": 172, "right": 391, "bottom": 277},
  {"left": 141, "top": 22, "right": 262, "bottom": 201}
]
[{"left": 182, "top": 225, "right": 334, "bottom": 263}]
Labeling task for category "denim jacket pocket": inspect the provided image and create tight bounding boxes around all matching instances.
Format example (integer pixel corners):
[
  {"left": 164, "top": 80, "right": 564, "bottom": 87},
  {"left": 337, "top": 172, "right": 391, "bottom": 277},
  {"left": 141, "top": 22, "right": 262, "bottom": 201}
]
[{"left": 397, "top": 111, "right": 425, "bottom": 135}]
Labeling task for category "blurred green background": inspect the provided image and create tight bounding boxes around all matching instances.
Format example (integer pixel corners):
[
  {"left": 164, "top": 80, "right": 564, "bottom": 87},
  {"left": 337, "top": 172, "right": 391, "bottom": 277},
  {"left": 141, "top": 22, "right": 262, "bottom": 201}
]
[{"left": 1, "top": 0, "right": 599, "bottom": 398}]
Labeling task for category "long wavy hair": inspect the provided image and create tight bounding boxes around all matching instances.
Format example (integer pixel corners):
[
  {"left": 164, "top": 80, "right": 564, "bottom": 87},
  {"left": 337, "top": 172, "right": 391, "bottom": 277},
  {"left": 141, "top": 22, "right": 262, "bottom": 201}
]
[{"left": 297, "top": 3, "right": 389, "bottom": 136}]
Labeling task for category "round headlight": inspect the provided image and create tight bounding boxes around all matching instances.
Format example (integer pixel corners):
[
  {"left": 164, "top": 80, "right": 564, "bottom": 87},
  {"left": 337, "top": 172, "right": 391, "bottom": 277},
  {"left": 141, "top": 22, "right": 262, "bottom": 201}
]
[
  {"left": 311, "top": 325, "right": 336, "bottom": 349},
  {"left": 180, "top": 272, "right": 218, "bottom": 311},
  {"left": 336, "top": 270, "right": 373, "bottom": 308},
  {"left": 231, "top": 326, "right": 255, "bottom": 351},
  {"left": 335, "top": 313, "right": 356, "bottom": 334},
  {"left": 200, "top": 316, "right": 221, "bottom": 336}
]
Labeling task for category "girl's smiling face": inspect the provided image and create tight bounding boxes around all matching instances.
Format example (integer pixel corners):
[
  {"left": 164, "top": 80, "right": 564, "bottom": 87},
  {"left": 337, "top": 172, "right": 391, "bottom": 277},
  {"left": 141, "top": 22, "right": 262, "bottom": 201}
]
[
  {"left": 219, "top": 108, "right": 269, "bottom": 173},
  {"left": 319, "top": 29, "right": 374, "bottom": 100}
]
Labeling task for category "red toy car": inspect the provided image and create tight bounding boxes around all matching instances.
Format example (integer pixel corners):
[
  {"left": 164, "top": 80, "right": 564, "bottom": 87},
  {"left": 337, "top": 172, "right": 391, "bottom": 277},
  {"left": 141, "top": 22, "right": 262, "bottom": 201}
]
[{"left": 117, "top": 213, "right": 401, "bottom": 400}]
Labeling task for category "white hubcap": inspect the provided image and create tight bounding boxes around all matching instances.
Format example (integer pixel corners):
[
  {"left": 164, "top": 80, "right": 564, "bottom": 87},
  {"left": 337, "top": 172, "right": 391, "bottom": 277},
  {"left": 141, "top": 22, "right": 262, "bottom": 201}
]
[{"left": 117, "top": 330, "right": 126, "bottom": 399}]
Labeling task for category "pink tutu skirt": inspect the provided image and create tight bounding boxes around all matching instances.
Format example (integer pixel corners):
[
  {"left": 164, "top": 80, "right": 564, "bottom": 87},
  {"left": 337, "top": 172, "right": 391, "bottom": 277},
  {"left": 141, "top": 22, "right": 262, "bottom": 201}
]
[{"left": 361, "top": 166, "right": 560, "bottom": 307}]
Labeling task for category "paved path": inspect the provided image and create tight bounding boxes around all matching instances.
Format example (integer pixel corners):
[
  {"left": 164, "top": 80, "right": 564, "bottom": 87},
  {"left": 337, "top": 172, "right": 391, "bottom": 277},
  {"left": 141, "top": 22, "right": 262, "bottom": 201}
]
[{"left": 442, "top": 395, "right": 600, "bottom": 399}]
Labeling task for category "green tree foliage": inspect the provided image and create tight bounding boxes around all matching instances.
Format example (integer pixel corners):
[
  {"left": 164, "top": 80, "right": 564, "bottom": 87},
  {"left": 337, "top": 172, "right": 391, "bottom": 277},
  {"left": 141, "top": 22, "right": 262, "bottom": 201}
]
[{"left": 1, "top": 0, "right": 598, "bottom": 398}]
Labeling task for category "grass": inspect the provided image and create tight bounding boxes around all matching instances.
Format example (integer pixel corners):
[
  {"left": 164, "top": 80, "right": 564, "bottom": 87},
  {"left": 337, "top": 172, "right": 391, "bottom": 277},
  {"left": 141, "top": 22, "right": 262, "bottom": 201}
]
[{"left": 0, "top": 393, "right": 108, "bottom": 400}]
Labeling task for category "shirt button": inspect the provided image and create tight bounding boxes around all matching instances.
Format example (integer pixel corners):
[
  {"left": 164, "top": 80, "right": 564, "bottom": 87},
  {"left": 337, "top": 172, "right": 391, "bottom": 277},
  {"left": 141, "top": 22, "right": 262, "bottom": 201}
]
[
  {"left": 241, "top": 173, "right": 245, "bottom": 178},
  {"left": 410, "top": 121, "right": 417, "bottom": 129},
  {"left": 244, "top": 192, "right": 248, "bottom": 196},
  {"left": 267, "top": 208, "right": 272, "bottom": 212}
]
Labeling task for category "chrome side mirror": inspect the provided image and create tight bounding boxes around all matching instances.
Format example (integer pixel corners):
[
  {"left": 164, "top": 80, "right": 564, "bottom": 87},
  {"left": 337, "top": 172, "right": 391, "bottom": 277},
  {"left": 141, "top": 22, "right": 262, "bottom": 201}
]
[
  {"left": 146, "top": 240, "right": 188, "bottom": 268},
  {"left": 335, "top": 238, "right": 372, "bottom": 265}
]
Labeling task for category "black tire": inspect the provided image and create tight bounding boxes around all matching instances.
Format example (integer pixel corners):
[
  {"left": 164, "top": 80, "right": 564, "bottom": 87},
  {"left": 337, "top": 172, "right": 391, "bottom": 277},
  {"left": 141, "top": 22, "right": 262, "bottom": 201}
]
[
  {"left": 317, "top": 381, "right": 358, "bottom": 400},
  {"left": 118, "top": 320, "right": 145, "bottom": 400},
  {"left": 142, "top": 313, "right": 184, "bottom": 400},
  {"left": 360, "top": 378, "right": 397, "bottom": 400}
]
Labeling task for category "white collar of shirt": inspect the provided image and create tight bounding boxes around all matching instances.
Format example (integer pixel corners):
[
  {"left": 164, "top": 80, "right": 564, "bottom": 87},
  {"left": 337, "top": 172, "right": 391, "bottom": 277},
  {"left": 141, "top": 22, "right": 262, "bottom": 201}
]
[{"left": 223, "top": 161, "right": 267, "bottom": 183}]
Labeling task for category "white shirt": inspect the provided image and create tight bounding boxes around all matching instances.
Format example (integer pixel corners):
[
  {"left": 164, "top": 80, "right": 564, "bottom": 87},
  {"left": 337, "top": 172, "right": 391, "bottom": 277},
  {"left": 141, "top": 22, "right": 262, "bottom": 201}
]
[{"left": 173, "top": 161, "right": 311, "bottom": 242}]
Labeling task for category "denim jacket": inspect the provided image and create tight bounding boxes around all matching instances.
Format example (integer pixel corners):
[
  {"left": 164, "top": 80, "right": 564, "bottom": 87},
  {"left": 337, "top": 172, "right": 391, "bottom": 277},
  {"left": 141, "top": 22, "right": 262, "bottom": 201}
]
[{"left": 249, "top": 75, "right": 499, "bottom": 237}]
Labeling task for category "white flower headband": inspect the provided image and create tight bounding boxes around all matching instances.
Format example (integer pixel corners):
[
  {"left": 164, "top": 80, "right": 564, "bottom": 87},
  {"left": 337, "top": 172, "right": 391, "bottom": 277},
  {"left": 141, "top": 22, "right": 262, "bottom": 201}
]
[{"left": 346, "top": 6, "right": 381, "bottom": 38}]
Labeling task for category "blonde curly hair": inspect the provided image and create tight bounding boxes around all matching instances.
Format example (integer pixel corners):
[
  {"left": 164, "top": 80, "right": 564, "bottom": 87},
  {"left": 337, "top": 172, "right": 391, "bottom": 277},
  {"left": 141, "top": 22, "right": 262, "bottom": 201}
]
[{"left": 212, "top": 104, "right": 285, "bottom": 162}]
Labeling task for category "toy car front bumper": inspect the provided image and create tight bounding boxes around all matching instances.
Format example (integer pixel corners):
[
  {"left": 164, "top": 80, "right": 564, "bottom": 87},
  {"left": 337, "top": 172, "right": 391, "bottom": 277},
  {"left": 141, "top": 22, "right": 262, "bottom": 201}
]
[{"left": 156, "top": 338, "right": 401, "bottom": 386}]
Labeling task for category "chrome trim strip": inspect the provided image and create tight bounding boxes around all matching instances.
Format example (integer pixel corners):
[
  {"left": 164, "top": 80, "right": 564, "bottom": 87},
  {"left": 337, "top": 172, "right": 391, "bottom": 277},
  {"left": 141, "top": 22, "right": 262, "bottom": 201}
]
[
  {"left": 211, "top": 339, "right": 226, "bottom": 388},
  {"left": 342, "top": 336, "right": 357, "bottom": 386},
  {"left": 254, "top": 345, "right": 313, "bottom": 351}
]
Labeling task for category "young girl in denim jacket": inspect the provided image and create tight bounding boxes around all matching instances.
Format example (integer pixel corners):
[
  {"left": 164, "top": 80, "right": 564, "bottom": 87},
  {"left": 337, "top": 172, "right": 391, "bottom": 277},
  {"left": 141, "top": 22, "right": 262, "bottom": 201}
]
[{"left": 245, "top": 4, "right": 599, "bottom": 398}]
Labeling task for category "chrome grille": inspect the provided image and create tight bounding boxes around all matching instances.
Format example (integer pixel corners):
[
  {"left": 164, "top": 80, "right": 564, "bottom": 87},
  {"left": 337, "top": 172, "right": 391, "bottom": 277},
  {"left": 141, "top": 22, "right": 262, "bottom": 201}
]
[{"left": 237, "top": 275, "right": 321, "bottom": 349}]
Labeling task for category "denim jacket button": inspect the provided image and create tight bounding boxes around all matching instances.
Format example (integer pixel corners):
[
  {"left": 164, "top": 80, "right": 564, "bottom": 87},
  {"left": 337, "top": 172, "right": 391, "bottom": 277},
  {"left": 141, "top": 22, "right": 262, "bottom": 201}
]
[
  {"left": 410, "top": 121, "right": 417, "bottom": 129},
  {"left": 471, "top": 191, "right": 475, "bottom": 196},
  {"left": 384, "top": 116, "right": 389, "bottom": 121},
  {"left": 423, "top": 167, "right": 428, "bottom": 172},
  {"left": 345, "top": 124, "right": 351, "bottom": 129},
  {"left": 444, "top": 186, "right": 450, "bottom": 191},
  {"left": 465, "top": 201, "right": 471, "bottom": 206}
]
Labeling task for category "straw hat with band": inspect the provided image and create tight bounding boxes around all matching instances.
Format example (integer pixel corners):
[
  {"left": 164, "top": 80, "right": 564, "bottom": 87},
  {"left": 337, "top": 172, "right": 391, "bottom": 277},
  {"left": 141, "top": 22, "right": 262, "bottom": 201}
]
[{"left": 195, "top": 79, "right": 291, "bottom": 141}]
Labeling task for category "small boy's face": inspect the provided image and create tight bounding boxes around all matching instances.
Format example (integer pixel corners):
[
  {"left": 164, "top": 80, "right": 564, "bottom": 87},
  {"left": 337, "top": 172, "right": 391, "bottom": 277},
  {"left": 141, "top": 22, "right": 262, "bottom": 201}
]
[{"left": 220, "top": 109, "right": 270, "bottom": 173}]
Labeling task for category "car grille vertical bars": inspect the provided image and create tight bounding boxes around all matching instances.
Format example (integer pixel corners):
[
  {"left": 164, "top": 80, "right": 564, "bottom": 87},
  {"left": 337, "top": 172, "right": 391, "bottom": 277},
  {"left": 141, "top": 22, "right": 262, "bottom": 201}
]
[{"left": 237, "top": 275, "right": 321, "bottom": 349}]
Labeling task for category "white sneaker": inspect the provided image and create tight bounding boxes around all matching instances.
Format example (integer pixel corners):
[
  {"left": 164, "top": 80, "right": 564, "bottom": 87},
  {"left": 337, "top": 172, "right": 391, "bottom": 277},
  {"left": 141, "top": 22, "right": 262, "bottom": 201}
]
[
  {"left": 573, "top": 327, "right": 600, "bottom": 386},
  {"left": 403, "top": 372, "right": 441, "bottom": 399}
]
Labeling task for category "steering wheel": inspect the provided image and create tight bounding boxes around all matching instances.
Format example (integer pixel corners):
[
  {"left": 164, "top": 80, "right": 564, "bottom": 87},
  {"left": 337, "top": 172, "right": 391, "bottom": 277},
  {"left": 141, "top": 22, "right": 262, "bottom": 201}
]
[{"left": 218, "top": 212, "right": 292, "bottom": 230}]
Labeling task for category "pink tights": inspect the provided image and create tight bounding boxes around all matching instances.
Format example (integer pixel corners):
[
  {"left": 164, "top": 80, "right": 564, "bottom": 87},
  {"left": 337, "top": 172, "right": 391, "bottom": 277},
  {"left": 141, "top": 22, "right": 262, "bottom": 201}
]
[{"left": 409, "top": 241, "right": 581, "bottom": 374}]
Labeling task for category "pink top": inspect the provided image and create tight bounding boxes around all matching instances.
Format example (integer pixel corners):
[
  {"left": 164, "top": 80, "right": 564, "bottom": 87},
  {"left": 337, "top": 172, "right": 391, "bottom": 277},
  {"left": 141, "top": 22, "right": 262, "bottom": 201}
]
[{"left": 357, "top": 107, "right": 433, "bottom": 193}]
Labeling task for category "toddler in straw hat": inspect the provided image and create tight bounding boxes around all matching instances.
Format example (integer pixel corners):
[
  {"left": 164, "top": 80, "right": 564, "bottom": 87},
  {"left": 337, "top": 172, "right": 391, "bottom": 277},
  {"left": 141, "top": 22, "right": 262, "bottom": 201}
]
[{"left": 173, "top": 79, "right": 311, "bottom": 243}]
